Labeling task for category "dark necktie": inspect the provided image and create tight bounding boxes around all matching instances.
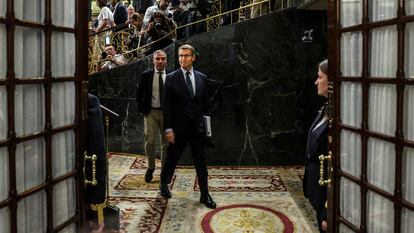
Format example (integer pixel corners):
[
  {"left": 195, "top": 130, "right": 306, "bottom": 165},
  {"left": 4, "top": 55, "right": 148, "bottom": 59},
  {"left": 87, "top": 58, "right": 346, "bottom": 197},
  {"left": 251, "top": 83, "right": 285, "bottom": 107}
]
[
  {"left": 185, "top": 71, "right": 194, "bottom": 98},
  {"left": 158, "top": 71, "right": 163, "bottom": 108}
]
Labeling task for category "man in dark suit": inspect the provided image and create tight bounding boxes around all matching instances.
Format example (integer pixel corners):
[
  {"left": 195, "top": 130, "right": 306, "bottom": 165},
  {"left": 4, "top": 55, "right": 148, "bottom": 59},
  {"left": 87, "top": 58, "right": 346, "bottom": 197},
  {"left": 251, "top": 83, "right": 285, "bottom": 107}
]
[
  {"left": 111, "top": 0, "right": 128, "bottom": 30},
  {"left": 159, "top": 44, "right": 216, "bottom": 209},
  {"left": 303, "top": 59, "right": 328, "bottom": 233},
  {"left": 136, "top": 50, "right": 168, "bottom": 183}
]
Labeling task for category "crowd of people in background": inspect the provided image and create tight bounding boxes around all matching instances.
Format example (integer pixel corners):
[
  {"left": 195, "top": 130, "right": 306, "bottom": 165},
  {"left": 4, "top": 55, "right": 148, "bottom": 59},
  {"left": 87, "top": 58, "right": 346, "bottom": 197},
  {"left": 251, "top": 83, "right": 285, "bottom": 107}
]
[{"left": 90, "top": 0, "right": 270, "bottom": 71}]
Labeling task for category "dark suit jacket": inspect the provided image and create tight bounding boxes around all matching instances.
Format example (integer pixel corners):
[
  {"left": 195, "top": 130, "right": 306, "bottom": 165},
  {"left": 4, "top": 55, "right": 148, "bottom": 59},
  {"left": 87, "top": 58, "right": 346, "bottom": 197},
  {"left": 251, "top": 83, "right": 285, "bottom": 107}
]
[
  {"left": 163, "top": 68, "right": 209, "bottom": 134},
  {"left": 136, "top": 69, "right": 157, "bottom": 115},
  {"left": 303, "top": 108, "right": 328, "bottom": 220},
  {"left": 113, "top": 2, "right": 128, "bottom": 26}
]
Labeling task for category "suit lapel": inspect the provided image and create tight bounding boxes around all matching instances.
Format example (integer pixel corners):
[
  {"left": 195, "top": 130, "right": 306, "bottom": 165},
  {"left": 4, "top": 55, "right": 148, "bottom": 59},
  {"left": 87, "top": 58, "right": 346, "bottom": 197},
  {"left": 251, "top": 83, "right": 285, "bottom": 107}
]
[
  {"left": 148, "top": 70, "right": 154, "bottom": 93},
  {"left": 305, "top": 111, "right": 326, "bottom": 159}
]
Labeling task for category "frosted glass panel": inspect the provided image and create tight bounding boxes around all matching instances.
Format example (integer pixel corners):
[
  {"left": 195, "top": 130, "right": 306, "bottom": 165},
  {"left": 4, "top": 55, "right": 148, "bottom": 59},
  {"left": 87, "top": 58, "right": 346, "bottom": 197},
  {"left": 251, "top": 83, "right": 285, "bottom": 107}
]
[
  {"left": 0, "top": 147, "right": 9, "bottom": 202},
  {"left": 369, "top": 26, "right": 397, "bottom": 78},
  {"left": 340, "top": 130, "right": 361, "bottom": 177},
  {"left": 341, "top": 82, "right": 362, "bottom": 127},
  {"left": 52, "top": 131, "right": 75, "bottom": 178},
  {"left": 406, "top": 0, "right": 414, "bottom": 16},
  {"left": 51, "top": 32, "right": 75, "bottom": 77},
  {"left": 0, "top": 0, "right": 5, "bottom": 17},
  {"left": 0, "top": 86, "right": 7, "bottom": 140},
  {"left": 340, "top": 178, "right": 361, "bottom": 227},
  {"left": 14, "top": 85, "right": 45, "bottom": 136},
  {"left": 51, "top": 82, "right": 75, "bottom": 128},
  {"left": 405, "top": 86, "right": 414, "bottom": 141},
  {"left": 367, "top": 138, "right": 395, "bottom": 193},
  {"left": 339, "top": 223, "right": 355, "bottom": 233},
  {"left": 368, "top": 84, "right": 396, "bottom": 136},
  {"left": 340, "top": 0, "right": 362, "bottom": 27},
  {"left": 60, "top": 224, "right": 77, "bottom": 233},
  {"left": 406, "top": 23, "right": 414, "bottom": 79},
  {"left": 367, "top": 191, "right": 394, "bottom": 233},
  {"left": 0, "top": 207, "right": 10, "bottom": 233},
  {"left": 14, "top": 26, "right": 45, "bottom": 79},
  {"left": 402, "top": 147, "right": 414, "bottom": 204},
  {"left": 14, "top": 0, "right": 44, "bottom": 23},
  {"left": 52, "top": 0, "right": 75, "bottom": 28},
  {"left": 341, "top": 32, "right": 362, "bottom": 76},
  {"left": 53, "top": 178, "right": 76, "bottom": 226},
  {"left": 17, "top": 191, "right": 47, "bottom": 233},
  {"left": 0, "top": 25, "right": 5, "bottom": 80},
  {"left": 369, "top": 0, "right": 397, "bottom": 22},
  {"left": 402, "top": 208, "right": 414, "bottom": 233},
  {"left": 15, "top": 139, "right": 45, "bottom": 193}
]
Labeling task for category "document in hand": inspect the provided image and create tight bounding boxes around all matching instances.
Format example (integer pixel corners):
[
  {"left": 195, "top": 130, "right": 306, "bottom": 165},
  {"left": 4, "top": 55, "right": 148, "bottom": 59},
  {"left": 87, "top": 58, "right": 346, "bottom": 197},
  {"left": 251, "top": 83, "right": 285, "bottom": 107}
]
[{"left": 203, "top": 115, "right": 212, "bottom": 137}]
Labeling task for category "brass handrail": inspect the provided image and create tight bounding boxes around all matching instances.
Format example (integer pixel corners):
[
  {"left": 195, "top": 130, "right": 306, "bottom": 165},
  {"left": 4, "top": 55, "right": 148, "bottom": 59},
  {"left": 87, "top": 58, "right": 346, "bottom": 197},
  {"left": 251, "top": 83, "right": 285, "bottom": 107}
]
[{"left": 88, "top": 0, "right": 294, "bottom": 75}]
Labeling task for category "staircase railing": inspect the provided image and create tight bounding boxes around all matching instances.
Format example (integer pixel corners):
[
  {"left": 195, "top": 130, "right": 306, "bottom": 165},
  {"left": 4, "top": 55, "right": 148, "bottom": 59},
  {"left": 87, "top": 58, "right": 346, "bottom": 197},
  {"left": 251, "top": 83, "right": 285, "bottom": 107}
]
[{"left": 88, "top": 0, "right": 295, "bottom": 75}]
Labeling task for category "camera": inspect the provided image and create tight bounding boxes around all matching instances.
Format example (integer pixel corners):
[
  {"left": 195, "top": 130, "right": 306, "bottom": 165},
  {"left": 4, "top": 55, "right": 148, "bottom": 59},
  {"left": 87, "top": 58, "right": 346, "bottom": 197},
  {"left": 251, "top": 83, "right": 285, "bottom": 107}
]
[{"left": 154, "top": 18, "right": 162, "bottom": 30}]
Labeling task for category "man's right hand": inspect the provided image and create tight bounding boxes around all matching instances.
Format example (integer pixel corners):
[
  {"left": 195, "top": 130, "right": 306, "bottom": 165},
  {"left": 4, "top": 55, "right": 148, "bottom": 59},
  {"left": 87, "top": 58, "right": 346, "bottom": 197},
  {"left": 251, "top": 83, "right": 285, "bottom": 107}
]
[{"left": 165, "top": 131, "right": 175, "bottom": 144}]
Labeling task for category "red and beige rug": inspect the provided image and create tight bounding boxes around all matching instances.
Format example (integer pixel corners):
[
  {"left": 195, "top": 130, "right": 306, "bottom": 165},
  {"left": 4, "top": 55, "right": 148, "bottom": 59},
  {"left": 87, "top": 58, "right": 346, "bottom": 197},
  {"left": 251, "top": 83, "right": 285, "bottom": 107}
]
[{"left": 107, "top": 153, "right": 318, "bottom": 232}]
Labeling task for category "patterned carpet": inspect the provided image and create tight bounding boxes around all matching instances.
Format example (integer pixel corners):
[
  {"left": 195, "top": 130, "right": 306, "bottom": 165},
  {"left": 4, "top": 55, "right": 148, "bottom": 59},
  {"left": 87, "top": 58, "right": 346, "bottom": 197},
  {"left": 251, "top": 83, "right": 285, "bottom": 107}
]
[{"left": 107, "top": 153, "right": 318, "bottom": 233}]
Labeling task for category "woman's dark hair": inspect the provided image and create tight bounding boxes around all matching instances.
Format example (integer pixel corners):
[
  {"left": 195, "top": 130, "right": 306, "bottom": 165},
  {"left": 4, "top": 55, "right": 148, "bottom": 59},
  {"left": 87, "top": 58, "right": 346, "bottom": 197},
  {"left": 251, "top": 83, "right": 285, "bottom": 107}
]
[
  {"left": 97, "top": 0, "right": 108, "bottom": 8},
  {"left": 319, "top": 59, "right": 328, "bottom": 75}
]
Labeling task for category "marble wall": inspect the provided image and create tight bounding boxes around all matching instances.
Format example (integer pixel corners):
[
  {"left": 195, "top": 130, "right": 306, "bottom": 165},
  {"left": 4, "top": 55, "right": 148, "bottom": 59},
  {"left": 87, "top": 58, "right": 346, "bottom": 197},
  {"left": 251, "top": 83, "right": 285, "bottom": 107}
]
[{"left": 89, "top": 8, "right": 327, "bottom": 165}]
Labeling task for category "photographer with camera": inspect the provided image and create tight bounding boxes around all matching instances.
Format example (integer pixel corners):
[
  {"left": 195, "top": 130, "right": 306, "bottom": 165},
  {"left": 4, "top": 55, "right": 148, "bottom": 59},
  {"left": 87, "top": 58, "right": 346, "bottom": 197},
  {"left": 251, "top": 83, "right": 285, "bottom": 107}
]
[
  {"left": 146, "top": 11, "right": 176, "bottom": 53},
  {"left": 99, "top": 45, "right": 127, "bottom": 71},
  {"left": 143, "top": 0, "right": 173, "bottom": 28}
]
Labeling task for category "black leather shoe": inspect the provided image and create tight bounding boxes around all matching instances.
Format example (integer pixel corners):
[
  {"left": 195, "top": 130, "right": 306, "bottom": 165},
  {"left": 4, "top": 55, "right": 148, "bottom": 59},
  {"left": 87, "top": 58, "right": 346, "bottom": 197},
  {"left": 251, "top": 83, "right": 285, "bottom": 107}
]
[
  {"left": 159, "top": 185, "right": 171, "bottom": 198},
  {"left": 200, "top": 194, "right": 217, "bottom": 209},
  {"left": 145, "top": 168, "right": 154, "bottom": 183}
]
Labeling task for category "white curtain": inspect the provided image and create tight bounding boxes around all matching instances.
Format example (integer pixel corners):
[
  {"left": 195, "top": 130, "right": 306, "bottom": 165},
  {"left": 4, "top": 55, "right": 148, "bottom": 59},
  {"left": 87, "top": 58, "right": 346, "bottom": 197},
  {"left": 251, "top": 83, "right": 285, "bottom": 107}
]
[
  {"left": 406, "top": 22, "right": 414, "bottom": 79},
  {"left": 15, "top": 139, "right": 45, "bottom": 193},
  {"left": 53, "top": 178, "right": 76, "bottom": 228},
  {"left": 52, "top": 0, "right": 75, "bottom": 28},
  {"left": 370, "top": 26, "right": 397, "bottom": 78},
  {"left": 52, "top": 131, "right": 75, "bottom": 178},
  {"left": 408, "top": 0, "right": 414, "bottom": 16},
  {"left": 0, "top": 86, "right": 7, "bottom": 140},
  {"left": 367, "top": 138, "right": 395, "bottom": 194},
  {"left": 14, "top": 85, "right": 45, "bottom": 136},
  {"left": 0, "top": 147, "right": 9, "bottom": 203},
  {"left": 340, "top": 130, "right": 361, "bottom": 176},
  {"left": 14, "top": 26, "right": 45, "bottom": 79},
  {"left": 339, "top": 223, "right": 355, "bottom": 233},
  {"left": 402, "top": 147, "right": 414, "bottom": 204},
  {"left": 341, "top": 82, "right": 362, "bottom": 127},
  {"left": 0, "top": 207, "right": 10, "bottom": 233},
  {"left": 341, "top": 32, "right": 362, "bottom": 76},
  {"left": 51, "top": 32, "right": 75, "bottom": 77},
  {"left": 340, "top": 0, "right": 362, "bottom": 28},
  {"left": 340, "top": 177, "right": 361, "bottom": 227},
  {"left": 369, "top": 0, "right": 397, "bottom": 22},
  {"left": 14, "top": 0, "right": 44, "bottom": 23},
  {"left": 17, "top": 191, "right": 47, "bottom": 233},
  {"left": 367, "top": 191, "right": 394, "bottom": 233},
  {"left": 402, "top": 208, "right": 414, "bottom": 233},
  {"left": 0, "top": 0, "right": 5, "bottom": 17},
  {"left": 0, "top": 25, "right": 5, "bottom": 79},
  {"left": 405, "top": 86, "right": 414, "bottom": 141},
  {"left": 368, "top": 84, "right": 396, "bottom": 136},
  {"left": 51, "top": 82, "right": 75, "bottom": 128}
]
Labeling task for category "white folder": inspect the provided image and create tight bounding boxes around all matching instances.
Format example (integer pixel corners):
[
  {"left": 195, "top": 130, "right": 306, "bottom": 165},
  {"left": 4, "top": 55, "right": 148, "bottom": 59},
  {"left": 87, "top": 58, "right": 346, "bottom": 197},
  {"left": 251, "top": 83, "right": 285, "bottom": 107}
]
[{"left": 203, "top": 115, "right": 212, "bottom": 137}]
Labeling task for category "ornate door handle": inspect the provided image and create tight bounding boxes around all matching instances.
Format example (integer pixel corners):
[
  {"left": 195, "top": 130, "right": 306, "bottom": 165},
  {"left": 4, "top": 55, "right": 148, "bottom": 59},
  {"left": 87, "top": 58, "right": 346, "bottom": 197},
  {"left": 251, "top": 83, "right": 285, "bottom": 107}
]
[
  {"left": 83, "top": 151, "right": 98, "bottom": 186},
  {"left": 318, "top": 151, "right": 332, "bottom": 187}
]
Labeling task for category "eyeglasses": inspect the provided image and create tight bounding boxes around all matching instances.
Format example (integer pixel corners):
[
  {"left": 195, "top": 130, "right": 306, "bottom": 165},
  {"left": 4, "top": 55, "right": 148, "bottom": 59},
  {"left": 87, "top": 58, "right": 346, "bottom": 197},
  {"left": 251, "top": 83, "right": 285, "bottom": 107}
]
[{"left": 155, "top": 57, "right": 166, "bottom": 61}]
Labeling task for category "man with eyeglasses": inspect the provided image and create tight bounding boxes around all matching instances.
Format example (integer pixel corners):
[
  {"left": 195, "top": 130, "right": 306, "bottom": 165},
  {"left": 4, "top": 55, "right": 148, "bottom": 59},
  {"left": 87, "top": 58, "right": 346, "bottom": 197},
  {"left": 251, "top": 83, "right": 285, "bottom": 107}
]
[
  {"left": 159, "top": 44, "right": 216, "bottom": 209},
  {"left": 136, "top": 50, "right": 169, "bottom": 183}
]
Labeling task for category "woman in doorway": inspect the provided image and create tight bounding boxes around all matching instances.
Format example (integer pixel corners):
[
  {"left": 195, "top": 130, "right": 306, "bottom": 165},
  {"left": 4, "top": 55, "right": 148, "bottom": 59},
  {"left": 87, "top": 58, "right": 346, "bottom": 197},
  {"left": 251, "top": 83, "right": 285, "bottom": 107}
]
[{"left": 303, "top": 59, "right": 328, "bottom": 233}]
